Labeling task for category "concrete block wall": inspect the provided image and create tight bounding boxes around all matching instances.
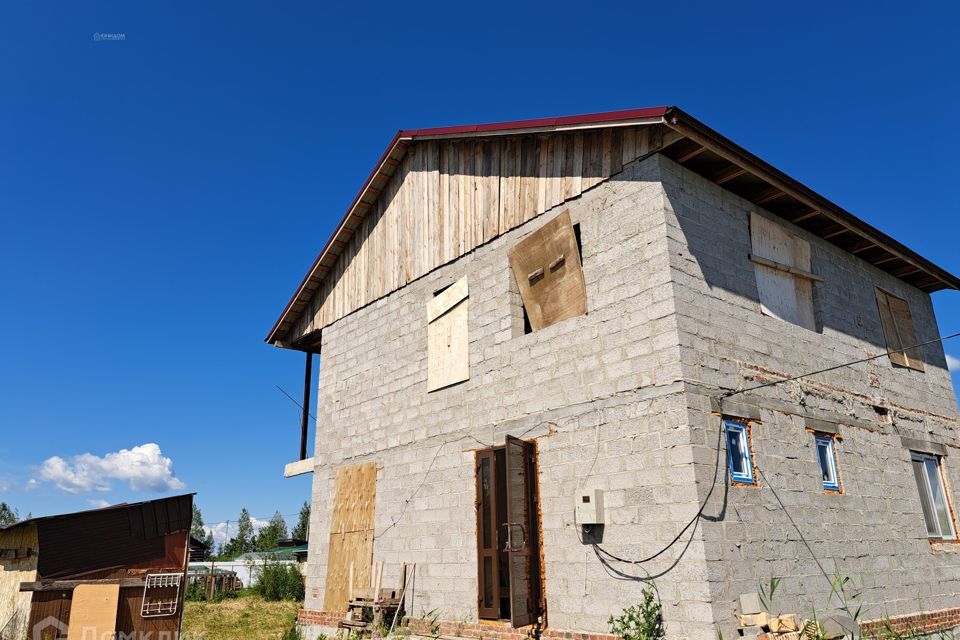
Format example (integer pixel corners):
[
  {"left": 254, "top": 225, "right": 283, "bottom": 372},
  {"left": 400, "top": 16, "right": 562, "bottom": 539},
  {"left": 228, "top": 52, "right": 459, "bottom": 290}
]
[
  {"left": 657, "top": 153, "right": 956, "bottom": 416},
  {"left": 304, "top": 155, "right": 720, "bottom": 640},
  {"left": 300, "top": 149, "right": 960, "bottom": 640},
  {"left": 657, "top": 153, "right": 960, "bottom": 636}
]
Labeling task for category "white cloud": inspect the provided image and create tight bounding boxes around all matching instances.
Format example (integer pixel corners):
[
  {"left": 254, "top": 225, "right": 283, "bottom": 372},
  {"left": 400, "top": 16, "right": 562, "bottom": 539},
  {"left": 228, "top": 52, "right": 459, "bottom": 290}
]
[
  {"left": 86, "top": 499, "right": 111, "bottom": 508},
  {"left": 946, "top": 354, "right": 960, "bottom": 373},
  {"left": 37, "top": 443, "right": 186, "bottom": 494},
  {"left": 204, "top": 516, "right": 270, "bottom": 547},
  {"left": 23, "top": 479, "right": 38, "bottom": 491}
]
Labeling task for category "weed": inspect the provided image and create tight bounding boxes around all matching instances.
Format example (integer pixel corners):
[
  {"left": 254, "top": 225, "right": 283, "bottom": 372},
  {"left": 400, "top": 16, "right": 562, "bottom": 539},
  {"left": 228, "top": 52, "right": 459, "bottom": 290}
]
[
  {"left": 608, "top": 588, "right": 665, "bottom": 640},
  {"left": 759, "top": 577, "right": 783, "bottom": 618}
]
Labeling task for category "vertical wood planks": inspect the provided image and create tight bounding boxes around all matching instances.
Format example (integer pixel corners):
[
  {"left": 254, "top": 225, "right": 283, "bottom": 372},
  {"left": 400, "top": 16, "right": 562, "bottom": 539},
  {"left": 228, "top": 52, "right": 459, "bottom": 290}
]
[
  {"left": 498, "top": 138, "right": 519, "bottom": 233},
  {"left": 520, "top": 136, "right": 539, "bottom": 223},
  {"left": 425, "top": 141, "right": 441, "bottom": 272},
  {"left": 483, "top": 141, "right": 500, "bottom": 242},
  {"left": 296, "top": 124, "right": 668, "bottom": 339}
]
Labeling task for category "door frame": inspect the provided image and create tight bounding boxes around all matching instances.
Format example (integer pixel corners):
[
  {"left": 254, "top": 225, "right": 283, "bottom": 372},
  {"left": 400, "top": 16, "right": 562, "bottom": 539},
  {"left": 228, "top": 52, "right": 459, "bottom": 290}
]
[{"left": 474, "top": 438, "right": 544, "bottom": 627}]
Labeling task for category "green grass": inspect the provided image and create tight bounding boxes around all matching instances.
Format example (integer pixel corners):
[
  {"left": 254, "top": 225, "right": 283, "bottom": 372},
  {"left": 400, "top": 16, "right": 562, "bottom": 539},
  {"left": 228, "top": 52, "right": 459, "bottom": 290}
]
[{"left": 182, "top": 594, "right": 301, "bottom": 640}]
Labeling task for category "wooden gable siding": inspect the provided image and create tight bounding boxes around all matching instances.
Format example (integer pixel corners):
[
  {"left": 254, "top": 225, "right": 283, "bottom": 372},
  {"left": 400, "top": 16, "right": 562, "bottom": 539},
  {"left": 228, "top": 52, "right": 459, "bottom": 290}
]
[{"left": 291, "top": 124, "right": 674, "bottom": 340}]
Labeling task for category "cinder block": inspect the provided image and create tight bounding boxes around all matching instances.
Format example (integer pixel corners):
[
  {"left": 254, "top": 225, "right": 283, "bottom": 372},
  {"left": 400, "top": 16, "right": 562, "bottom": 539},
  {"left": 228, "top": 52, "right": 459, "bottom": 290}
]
[
  {"left": 739, "top": 592, "right": 763, "bottom": 615},
  {"left": 821, "top": 615, "right": 857, "bottom": 639}
]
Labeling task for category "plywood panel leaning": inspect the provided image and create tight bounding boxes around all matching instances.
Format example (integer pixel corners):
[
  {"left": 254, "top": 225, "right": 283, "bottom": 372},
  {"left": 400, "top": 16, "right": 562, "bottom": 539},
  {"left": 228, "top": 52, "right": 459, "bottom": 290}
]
[
  {"left": 67, "top": 583, "right": 120, "bottom": 640},
  {"left": 323, "top": 463, "right": 377, "bottom": 613},
  {"left": 508, "top": 211, "right": 587, "bottom": 331}
]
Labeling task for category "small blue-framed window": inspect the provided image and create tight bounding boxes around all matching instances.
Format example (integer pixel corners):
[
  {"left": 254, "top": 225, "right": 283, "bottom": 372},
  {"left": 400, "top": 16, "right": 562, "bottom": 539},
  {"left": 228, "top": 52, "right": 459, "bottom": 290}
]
[
  {"left": 815, "top": 435, "right": 840, "bottom": 492},
  {"left": 724, "top": 420, "right": 754, "bottom": 484}
]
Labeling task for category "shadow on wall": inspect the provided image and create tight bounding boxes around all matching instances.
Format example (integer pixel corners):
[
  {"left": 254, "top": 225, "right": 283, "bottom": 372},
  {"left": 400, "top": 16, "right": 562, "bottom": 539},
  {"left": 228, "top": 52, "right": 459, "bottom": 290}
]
[{"left": 656, "top": 156, "right": 950, "bottom": 374}]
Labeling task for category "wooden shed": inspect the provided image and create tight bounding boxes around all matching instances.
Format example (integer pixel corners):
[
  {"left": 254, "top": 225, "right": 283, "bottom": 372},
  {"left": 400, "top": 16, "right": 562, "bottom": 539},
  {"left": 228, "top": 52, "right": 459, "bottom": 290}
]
[{"left": 0, "top": 494, "right": 193, "bottom": 640}]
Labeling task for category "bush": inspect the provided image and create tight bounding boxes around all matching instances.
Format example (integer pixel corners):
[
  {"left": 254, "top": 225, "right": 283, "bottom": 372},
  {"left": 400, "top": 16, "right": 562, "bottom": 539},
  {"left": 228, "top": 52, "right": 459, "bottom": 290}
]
[
  {"left": 609, "top": 588, "right": 665, "bottom": 640},
  {"left": 254, "top": 561, "right": 305, "bottom": 601},
  {"left": 185, "top": 580, "right": 208, "bottom": 602},
  {"left": 185, "top": 577, "right": 239, "bottom": 602}
]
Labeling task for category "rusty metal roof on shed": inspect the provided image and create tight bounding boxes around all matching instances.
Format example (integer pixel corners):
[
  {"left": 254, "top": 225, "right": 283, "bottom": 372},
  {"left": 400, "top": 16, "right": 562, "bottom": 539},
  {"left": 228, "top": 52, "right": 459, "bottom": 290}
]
[
  {"left": 266, "top": 106, "right": 960, "bottom": 347},
  {"left": 0, "top": 493, "right": 196, "bottom": 531}
]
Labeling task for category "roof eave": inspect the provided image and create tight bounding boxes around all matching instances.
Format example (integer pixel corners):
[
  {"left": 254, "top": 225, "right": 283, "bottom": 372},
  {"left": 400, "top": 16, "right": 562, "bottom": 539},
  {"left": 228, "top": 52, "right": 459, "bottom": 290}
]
[
  {"left": 265, "top": 108, "right": 672, "bottom": 346},
  {"left": 662, "top": 107, "right": 960, "bottom": 292},
  {"left": 267, "top": 106, "right": 959, "bottom": 347}
]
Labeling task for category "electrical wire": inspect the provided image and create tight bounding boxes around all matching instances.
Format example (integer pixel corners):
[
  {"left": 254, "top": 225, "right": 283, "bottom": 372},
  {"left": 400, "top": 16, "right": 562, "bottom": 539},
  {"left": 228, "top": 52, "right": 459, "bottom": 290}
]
[
  {"left": 276, "top": 384, "right": 318, "bottom": 422},
  {"left": 721, "top": 331, "right": 960, "bottom": 400},
  {"left": 591, "top": 412, "right": 725, "bottom": 566},
  {"left": 752, "top": 464, "right": 833, "bottom": 588},
  {"left": 262, "top": 331, "right": 960, "bottom": 572},
  {"left": 374, "top": 420, "right": 554, "bottom": 540},
  {"left": 586, "top": 330, "right": 960, "bottom": 569}
]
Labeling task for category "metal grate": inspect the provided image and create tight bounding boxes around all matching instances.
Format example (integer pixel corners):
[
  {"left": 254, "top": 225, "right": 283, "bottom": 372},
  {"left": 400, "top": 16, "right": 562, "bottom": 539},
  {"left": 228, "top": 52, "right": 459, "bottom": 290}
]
[{"left": 141, "top": 572, "right": 183, "bottom": 618}]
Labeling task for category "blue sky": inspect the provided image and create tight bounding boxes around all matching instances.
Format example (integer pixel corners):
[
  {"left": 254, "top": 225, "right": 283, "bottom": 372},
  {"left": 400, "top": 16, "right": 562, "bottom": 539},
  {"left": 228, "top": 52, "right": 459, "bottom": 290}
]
[{"left": 2, "top": 1, "right": 959, "bottom": 538}]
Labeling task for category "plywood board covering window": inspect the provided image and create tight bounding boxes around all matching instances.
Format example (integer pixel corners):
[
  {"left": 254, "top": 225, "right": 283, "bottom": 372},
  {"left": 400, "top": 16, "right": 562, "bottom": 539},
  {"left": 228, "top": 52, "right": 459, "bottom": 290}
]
[
  {"left": 875, "top": 288, "right": 924, "bottom": 371},
  {"left": 508, "top": 210, "right": 586, "bottom": 332},
  {"left": 67, "top": 583, "right": 120, "bottom": 640},
  {"left": 427, "top": 276, "right": 469, "bottom": 391},
  {"left": 749, "top": 212, "right": 818, "bottom": 331},
  {"left": 323, "top": 462, "right": 377, "bottom": 612}
]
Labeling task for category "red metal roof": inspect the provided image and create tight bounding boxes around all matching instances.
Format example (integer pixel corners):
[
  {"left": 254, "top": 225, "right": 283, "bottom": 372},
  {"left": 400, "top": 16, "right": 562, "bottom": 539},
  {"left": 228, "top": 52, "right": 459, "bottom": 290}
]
[
  {"left": 266, "top": 105, "right": 960, "bottom": 347},
  {"left": 397, "top": 106, "right": 669, "bottom": 138}
]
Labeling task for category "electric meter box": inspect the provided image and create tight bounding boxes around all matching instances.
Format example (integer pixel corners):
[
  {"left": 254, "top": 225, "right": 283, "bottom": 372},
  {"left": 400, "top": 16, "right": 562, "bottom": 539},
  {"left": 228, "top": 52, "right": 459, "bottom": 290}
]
[{"left": 576, "top": 489, "right": 605, "bottom": 525}]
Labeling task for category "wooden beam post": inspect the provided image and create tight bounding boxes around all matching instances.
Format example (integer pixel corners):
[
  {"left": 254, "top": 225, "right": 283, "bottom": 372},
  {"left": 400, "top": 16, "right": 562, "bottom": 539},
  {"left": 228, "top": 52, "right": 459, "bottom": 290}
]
[{"left": 300, "top": 352, "right": 313, "bottom": 461}]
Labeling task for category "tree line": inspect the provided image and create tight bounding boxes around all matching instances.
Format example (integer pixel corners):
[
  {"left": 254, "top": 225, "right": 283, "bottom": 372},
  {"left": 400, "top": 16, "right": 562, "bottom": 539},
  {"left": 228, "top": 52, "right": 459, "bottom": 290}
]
[
  {"left": 190, "top": 501, "right": 310, "bottom": 561},
  {"left": 0, "top": 502, "right": 22, "bottom": 526}
]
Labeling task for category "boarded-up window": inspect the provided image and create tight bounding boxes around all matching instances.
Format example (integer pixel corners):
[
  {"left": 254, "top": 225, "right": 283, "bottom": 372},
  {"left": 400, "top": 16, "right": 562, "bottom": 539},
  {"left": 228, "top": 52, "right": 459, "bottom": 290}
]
[
  {"left": 67, "top": 583, "right": 119, "bottom": 640},
  {"left": 508, "top": 210, "right": 587, "bottom": 332},
  {"left": 427, "top": 276, "right": 469, "bottom": 392},
  {"left": 749, "top": 212, "right": 819, "bottom": 331},
  {"left": 875, "top": 288, "right": 924, "bottom": 371}
]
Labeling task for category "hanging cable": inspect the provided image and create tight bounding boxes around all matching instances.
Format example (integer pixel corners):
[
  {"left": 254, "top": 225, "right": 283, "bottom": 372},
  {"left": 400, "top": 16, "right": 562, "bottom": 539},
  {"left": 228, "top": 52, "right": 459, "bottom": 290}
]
[
  {"left": 721, "top": 331, "right": 960, "bottom": 400},
  {"left": 591, "top": 411, "right": 725, "bottom": 566},
  {"left": 586, "top": 328, "right": 960, "bottom": 568}
]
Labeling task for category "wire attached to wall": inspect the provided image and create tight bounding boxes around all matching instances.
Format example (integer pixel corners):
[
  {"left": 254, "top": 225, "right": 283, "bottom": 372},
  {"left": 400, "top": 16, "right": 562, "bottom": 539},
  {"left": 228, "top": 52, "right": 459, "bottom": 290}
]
[
  {"left": 585, "top": 411, "right": 726, "bottom": 580},
  {"left": 276, "top": 384, "right": 317, "bottom": 422},
  {"left": 720, "top": 331, "right": 960, "bottom": 401},
  {"left": 581, "top": 330, "right": 960, "bottom": 574},
  {"left": 373, "top": 420, "right": 553, "bottom": 540}
]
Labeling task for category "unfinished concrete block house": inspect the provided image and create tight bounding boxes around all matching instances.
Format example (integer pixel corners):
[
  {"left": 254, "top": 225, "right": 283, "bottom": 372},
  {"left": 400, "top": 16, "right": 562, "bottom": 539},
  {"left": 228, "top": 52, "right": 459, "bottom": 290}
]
[{"left": 266, "top": 107, "right": 960, "bottom": 640}]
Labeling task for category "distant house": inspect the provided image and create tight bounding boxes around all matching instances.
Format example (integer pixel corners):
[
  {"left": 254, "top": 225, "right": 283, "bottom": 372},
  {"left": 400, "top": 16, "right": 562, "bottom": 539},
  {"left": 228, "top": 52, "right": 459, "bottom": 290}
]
[
  {"left": 266, "top": 107, "right": 960, "bottom": 640},
  {"left": 272, "top": 538, "right": 309, "bottom": 565},
  {"left": 189, "top": 536, "right": 209, "bottom": 562},
  {"left": 0, "top": 495, "right": 193, "bottom": 640}
]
